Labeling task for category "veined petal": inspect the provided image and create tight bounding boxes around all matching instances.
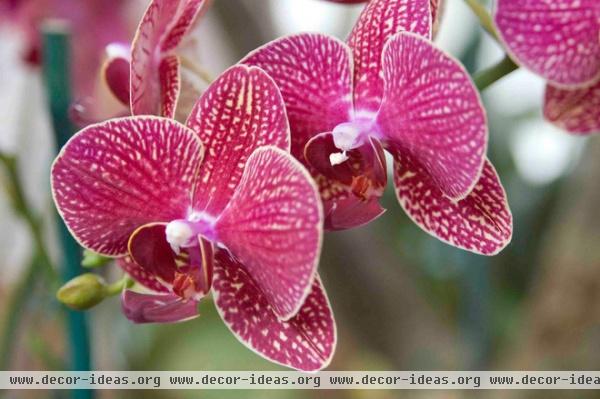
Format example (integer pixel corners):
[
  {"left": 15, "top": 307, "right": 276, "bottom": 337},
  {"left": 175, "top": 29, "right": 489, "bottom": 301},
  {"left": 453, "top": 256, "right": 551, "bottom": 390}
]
[
  {"left": 121, "top": 291, "right": 199, "bottom": 323},
  {"left": 394, "top": 154, "right": 512, "bottom": 255},
  {"left": 159, "top": 55, "right": 181, "bottom": 119},
  {"left": 215, "top": 147, "right": 323, "bottom": 320},
  {"left": 102, "top": 46, "right": 130, "bottom": 106},
  {"left": 241, "top": 34, "right": 353, "bottom": 161},
  {"left": 494, "top": 0, "right": 600, "bottom": 87},
  {"left": 544, "top": 82, "right": 600, "bottom": 134},
  {"left": 51, "top": 116, "right": 203, "bottom": 256},
  {"left": 212, "top": 250, "right": 336, "bottom": 371},
  {"left": 348, "top": 0, "right": 432, "bottom": 112},
  {"left": 160, "top": 0, "right": 209, "bottom": 53},
  {"left": 187, "top": 65, "right": 290, "bottom": 215},
  {"left": 118, "top": 256, "right": 169, "bottom": 293},
  {"left": 130, "top": 0, "right": 207, "bottom": 115},
  {"left": 128, "top": 223, "right": 178, "bottom": 284},
  {"left": 377, "top": 32, "right": 487, "bottom": 200}
]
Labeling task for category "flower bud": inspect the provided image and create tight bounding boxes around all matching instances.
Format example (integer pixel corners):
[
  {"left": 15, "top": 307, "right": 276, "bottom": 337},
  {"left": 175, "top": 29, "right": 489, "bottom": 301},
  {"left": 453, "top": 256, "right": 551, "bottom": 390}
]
[{"left": 56, "top": 273, "right": 107, "bottom": 310}]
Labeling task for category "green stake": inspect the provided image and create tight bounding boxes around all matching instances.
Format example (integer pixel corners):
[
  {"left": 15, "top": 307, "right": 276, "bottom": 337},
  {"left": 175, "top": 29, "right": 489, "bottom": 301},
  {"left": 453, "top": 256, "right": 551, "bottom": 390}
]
[{"left": 42, "top": 20, "right": 93, "bottom": 399}]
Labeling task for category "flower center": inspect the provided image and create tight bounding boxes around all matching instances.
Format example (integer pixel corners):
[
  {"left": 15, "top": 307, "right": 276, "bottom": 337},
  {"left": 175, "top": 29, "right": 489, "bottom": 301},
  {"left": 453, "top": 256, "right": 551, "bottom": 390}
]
[
  {"left": 330, "top": 116, "right": 378, "bottom": 166},
  {"left": 165, "top": 211, "right": 216, "bottom": 254}
]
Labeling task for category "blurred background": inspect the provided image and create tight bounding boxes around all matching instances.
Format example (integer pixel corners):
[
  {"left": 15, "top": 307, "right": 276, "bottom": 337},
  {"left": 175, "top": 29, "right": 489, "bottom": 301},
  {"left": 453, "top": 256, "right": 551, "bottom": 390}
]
[{"left": 0, "top": 0, "right": 598, "bottom": 398}]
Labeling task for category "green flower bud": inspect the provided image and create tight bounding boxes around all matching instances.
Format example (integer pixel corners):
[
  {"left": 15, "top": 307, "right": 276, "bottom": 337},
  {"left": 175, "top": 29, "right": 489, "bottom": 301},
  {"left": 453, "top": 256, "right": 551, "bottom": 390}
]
[
  {"left": 81, "top": 249, "right": 111, "bottom": 269},
  {"left": 56, "top": 273, "right": 107, "bottom": 310}
]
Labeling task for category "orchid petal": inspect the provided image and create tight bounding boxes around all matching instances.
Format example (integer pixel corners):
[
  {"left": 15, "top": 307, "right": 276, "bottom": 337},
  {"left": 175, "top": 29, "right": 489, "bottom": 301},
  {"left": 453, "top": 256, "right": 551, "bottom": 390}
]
[
  {"left": 324, "top": 197, "right": 386, "bottom": 231},
  {"left": 122, "top": 291, "right": 199, "bottom": 323},
  {"left": 377, "top": 32, "right": 487, "bottom": 200},
  {"left": 544, "top": 82, "right": 600, "bottom": 134},
  {"left": 394, "top": 155, "right": 512, "bottom": 255},
  {"left": 348, "top": 0, "right": 432, "bottom": 112},
  {"left": 159, "top": 55, "right": 181, "bottom": 119},
  {"left": 494, "top": 0, "right": 600, "bottom": 87},
  {"left": 160, "top": 0, "right": 208, "bottom": 53},
  {"left": 215, "top": 147, "right": 323, "bottom": 320},
  {"left": 51, "top": 116, "right": 203, "bottom": 256},
  {"left": 118, "top": 256, "right": 169, "bottom": 293},
  {"left": 102, "top": 51, "right": 130, "bottom": 106},
  {"left": 241, "top": 34, "right": 353, "bottom": 161},
  {"left": 128, "top": 223, "right": 178, "bottom": 284},
  {"left": 212, "top": 250, "right": 335, "bottom": 371},
  {"left": 130, "top": 0, "right": 207, "bottom": 115},
  {"left": 187, "top": 65, "right": 290, "bottom": 215}
]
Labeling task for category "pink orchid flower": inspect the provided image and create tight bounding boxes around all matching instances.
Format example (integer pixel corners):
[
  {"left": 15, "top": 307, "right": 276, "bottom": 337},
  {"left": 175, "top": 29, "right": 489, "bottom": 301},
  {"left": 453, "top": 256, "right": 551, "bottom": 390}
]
[
  {"left": 103, "top": 0, "right": 209, "bottom": 119},
  {"left": 242, "top": 0, "right": 512, "bottom": 255},
  {"left": 494, "top": 0, "right": 600, "bottom": 134},
  {"left": 51, "top": 65, "right": 336, "bottom": 371}
]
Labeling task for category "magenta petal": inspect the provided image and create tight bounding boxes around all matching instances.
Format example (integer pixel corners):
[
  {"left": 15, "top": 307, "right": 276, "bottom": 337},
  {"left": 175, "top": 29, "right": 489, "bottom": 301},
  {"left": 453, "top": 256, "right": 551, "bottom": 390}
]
[
  {"left": 121, "top": 291, "right": 199, "bottom": 324},
  {"left": 51, "top": 117, "right": 203, "bottom": 256},
  {"left": 130, "top": 0, "right": 207, "bottom": 115},
  {"left": 348, "top": 0, "right": 432, "bottom": 112},
  {"left": 215, "top": 147, "right": 323, "bottom": 320},
  {"left": 128, "top": 223, "right": 178, "bottom": 284},
  {"left": 544, "top": 81, "right": 600, "bottom": 134},
  {"left": 377, "top": 32, "right": 486, "bottom": 200},
  {"left": 160, "top": 0, "right": 208, "bottom": 53},
  {"left": 187, "top": 65, "right": 290, "bottom": 215},
  {"left": 241, "top": 34, "right": 353, "bottom": 161},
  {"left": 394, "top": 155, "right": 512, "bottom": 255},
  {"left": 103, "top": 51, "right": 131, "bottom": 106},
  {"left": 494, "top": 0, "right": 600, "bottom": 87},
  {"left": 159, "top": 55, "right": 181, "bottom": 119},
  {"left": 118, "top": 256, "right": 169, "bottom": 293},
  {"left": 324, "top": 196, "right": 385, "bottom": 231},
  {"left": 212, "top": 250, "right": 336, "bottom": 371}
]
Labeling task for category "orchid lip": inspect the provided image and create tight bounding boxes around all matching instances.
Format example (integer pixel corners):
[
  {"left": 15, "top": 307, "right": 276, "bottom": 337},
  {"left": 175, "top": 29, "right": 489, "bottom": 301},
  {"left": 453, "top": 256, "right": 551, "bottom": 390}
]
[{"left": 165, "top": 211, "right": 217, "bottom": 254}]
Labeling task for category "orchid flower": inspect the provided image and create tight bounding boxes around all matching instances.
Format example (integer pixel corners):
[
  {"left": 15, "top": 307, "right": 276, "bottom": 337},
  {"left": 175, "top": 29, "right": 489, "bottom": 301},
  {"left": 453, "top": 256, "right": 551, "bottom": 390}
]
[
  {"left": 325, "top": 0, "right": 445, "bottom": 36},
  {"left": 242, "top": 0, "right": 512, "bottom": 255},
  {"left": 51, "top": 65, "right": 335, "bottom": 371},
  {"left": 103, "top": 0, "right": 210, "bottom": 120},
  {"left": 494, "top": 0, "right": 600, "bottom": 134}
]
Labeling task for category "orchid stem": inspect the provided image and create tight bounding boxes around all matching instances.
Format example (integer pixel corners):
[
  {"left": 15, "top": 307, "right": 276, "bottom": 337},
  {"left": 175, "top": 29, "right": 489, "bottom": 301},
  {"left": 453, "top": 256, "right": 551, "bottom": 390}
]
[
  {"left": 180, "top": 56, "right": 214, "bottom": 84},
  {"left": 0, "top": 153, "right": 58, "bottom": 284},
  {"left": 104, "top": 276, "right": 133, "bottom": 297},
  {"left": 474, "top": 55, "right": 519, "bottom": 91},
  {"left": 0, "top": 254, "right": 39, "bottom": 370},
  {"left": 463, "top": 0, "right": 498, "bottom": 40}
]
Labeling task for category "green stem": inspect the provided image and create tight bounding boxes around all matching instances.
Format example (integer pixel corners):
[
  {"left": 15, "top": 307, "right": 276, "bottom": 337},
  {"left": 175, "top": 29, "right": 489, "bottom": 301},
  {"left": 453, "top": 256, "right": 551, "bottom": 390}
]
[
  {"left": 474, "top": 55, "right": 519, "bottom": 91},
  {"left": 0, "top": 255, "right": 39, "bottom": 370},
  {"left": 104, "top": 276, "right": 133, "bottom": 297},
  {"left": 0, "top": 154, "right": 58, "bottom": 284},
  {"left": 463, "top": 0, "right": 498, "bottom": 41}
]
